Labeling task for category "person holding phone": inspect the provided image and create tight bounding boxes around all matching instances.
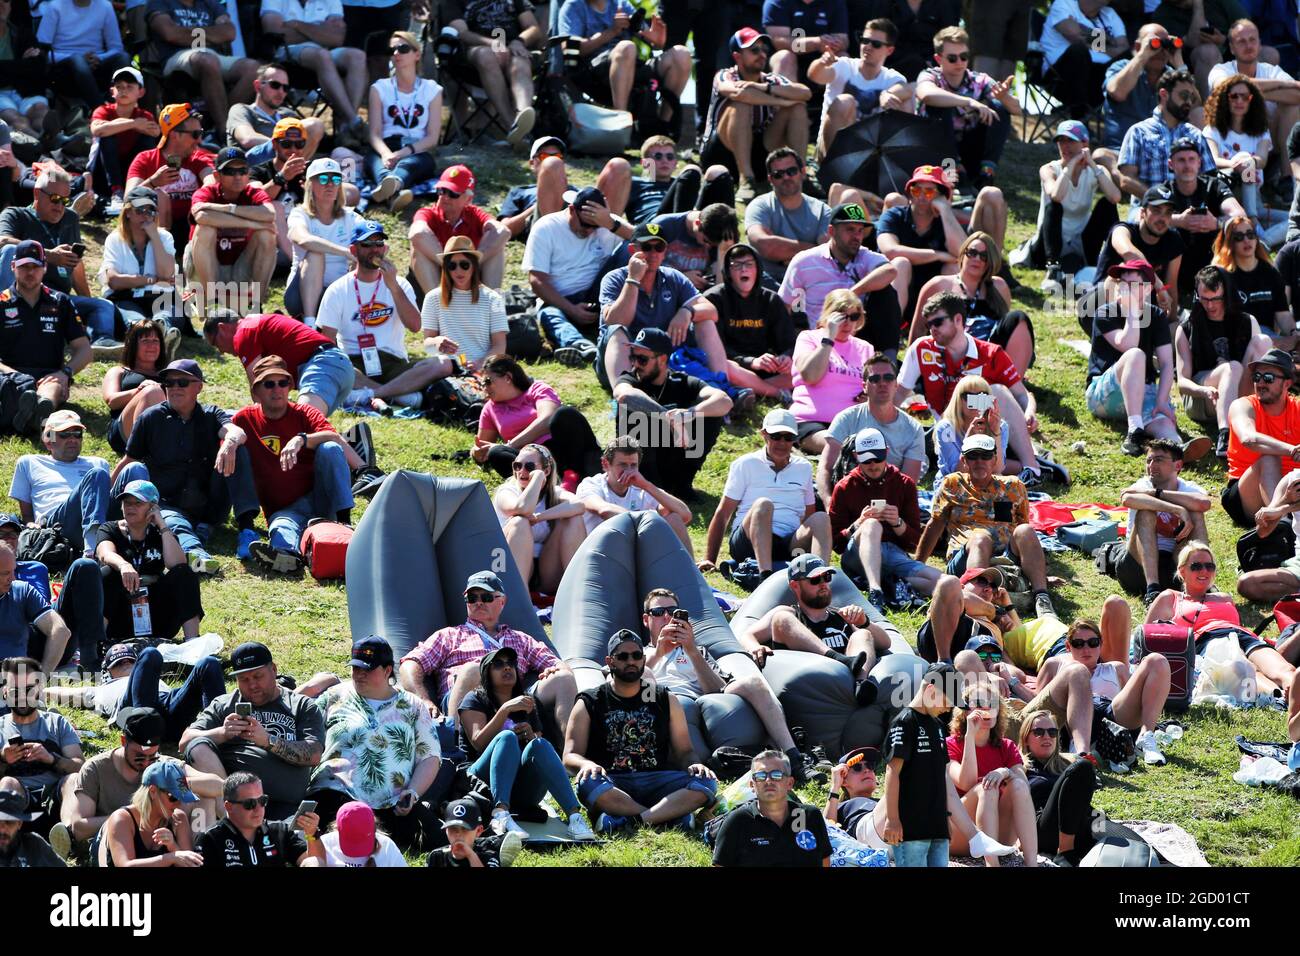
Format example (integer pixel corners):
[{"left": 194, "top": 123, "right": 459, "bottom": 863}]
[
  {"left": 788, "top": 290, "right": 875, "bottom": 454},
  {"left": 125, "top": 103, "right": 217, "bottom": 257},
  {"left": 933, "top": 375, "right": 1016, "bottom": 483},
  {"left": 197, "top": 771, "right": 325, "bottom": 867},
  {"left": 305, "top": 636, "right": 448, "bottom": 852},
  {"left": 457, "top": 646, "right": 597, "bottom": 841}
]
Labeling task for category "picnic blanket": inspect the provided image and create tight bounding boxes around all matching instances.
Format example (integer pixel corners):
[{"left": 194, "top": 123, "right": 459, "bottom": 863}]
[{"left": 1030, "top": 501, "right": 1128, "bottom": 536}]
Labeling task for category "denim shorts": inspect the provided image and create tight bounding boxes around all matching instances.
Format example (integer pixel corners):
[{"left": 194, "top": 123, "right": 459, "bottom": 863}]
[
  {"left": 0, "top": 90, "right": 47, "bottom": 115},
  {"left": 297, "top": 348, "right": 357, "bottom": 414},
  {"left": 577, "top": 768, "right": 718, "bottom": 809},
  {"left": 879, "top": 541, "right": 929, "bottom": 580},
  {"left": 892, "top": 838, "right": 949, "bottom": 867},
  {"left": 1085, "top": 366, "right": 1157, "bottom": 422},
  {"left": 945, "top": 543, "right": 1009, "bottom": 576}
]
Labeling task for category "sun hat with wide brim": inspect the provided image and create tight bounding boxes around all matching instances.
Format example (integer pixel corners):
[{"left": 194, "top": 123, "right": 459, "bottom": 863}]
[{"left": 434, "top": 234, "right": 483, "bottom": 265}]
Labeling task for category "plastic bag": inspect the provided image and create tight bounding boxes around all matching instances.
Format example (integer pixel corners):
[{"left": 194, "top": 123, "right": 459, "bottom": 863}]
[
  {"left": 711, "top": 771, "right": 755, "bottom": 815},
  {"left": 827, "top": 824, "right": 890, "bottom": 867},
  {"left": 1233, "top": 755, "right": 1290, "bottom": 786},
  {"left": 156, "top": 633, "right": 223, "bottom": 667},
  {"left": 1192, "top": 637, "right": 1258, "bottom": 705}
]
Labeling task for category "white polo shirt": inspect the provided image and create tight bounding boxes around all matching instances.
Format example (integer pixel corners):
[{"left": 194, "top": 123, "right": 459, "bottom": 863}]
[{"left": 721, "top": 448, "right": 815, "bottom": 538}]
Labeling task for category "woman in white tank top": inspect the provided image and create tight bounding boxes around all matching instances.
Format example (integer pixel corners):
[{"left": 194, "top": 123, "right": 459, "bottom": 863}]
[
  {"left": 491, "top": 443, "right": 588, "bottom": 596},
  {"left": 365, "top": 30, "right": 444, "bottom": 213}
]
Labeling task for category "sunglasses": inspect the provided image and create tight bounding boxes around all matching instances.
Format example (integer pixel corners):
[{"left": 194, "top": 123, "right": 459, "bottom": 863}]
[
  {"left": 276, "top": 138, "right": 305, "bottom": 150},
  {"left": 638, "top": 241, "right": 667, "bottom": 253},
  {"left": 964, "top": 247, "right": 990, "bottom": 261},
  {"left": 465, "top": 591, "right": 498, "bottom": 604},
  {"left": 314, "top": 174, "right": 343, "bottom": 185},
  {"left": 866, "top": 372, "right": 896, "bottom": 383},
  {"left": 861, "top": 37, "right": 888, "bottom": 48},
  {"left": 765, "top": 432, "right": 796, "bottom": 442},
  {"left": 437, "top": 188, "right": 462, "bottom": 199},
  {"left": 231, "top": 795, "right": 270, "bottom": 810},
  {"left": 803, "top": 571, "right": 835, "bottom": 585},
  {"left": 943, "top": 52, "right": 970, "bottom": 62},
  {"left": 259, "top": 378, "right": 292, "bottom": 389},
  {"left": 646, "top": 606, "right": 682, "bottom": 618},
  {"left": 1253, "top": 371, "right": 1282, "bottom": 384},
  {"left": 1231, "top": 231, "right": 1257, "bottom": 242},
  {"left": 133, "top": 206, "right": 158, "bottom": 217},
  {"left": 40, "top": 190, "right": 69, "bottom": 206},
  {"left": 847, "top": 760, "right": 875, "bottom": 773},
  {"left": 909, "top": 184, "right": 940, "bottom": 198},
  {"left": 1188, "top": 561, "right": 1216, "bottom": 572},
  {"left": 391, "top": 43, "right": 415, "bottom": 54},
  {"left": 221, "top": 167, "right": 251, "bottom": 177},
  {"left": 1069, "top": 636, "right": 1102, "bottom": 649},
  {"left": 768, "top": 164, "right": 802, "bottom": 180},
  {"left": 1029, "top": 727, "right": 1060, "bottom": 739},
  {"left": 647, "top": 151, "right": 675, "bottom": 161},
  {"left": 976, "top": 649, "right": 1003, "bottom": 662},
  {"left": 629, "top": 352, "right": 655, "bottom": 365},
  {"left": 963, "top": 450, "right": 995, "bottom": 461},
  {"left": 512, "top": 460, "right": 539, "bottom": 473},
  {"left": 445, "top": 258, "right": 474, "bottom": 272},
  {"left": 538, "top": 150, "right": 565, "bottom": 161},
  {"left": 159, "top": 790, "right": 181, "bottom": 803},
  {"left": 488, "top": 656, "right": 516, "bottom": 668},
  {"left": 926, "top": 314, "right": 950, "bottom": 329},
  {"left": 612, "top": 650, "right": 645, "bottom": 662},
  {"left": 751, "top": 770, "right": 788, "bottom": 781},
  {"left": 262, "top": 79, "right": 288, "bottom": 91},
  {"left": 161, "top": 378, "right": 196, "bottom": 389},
  {"left": 174, "top": 127, "right": 202, "bottom": 138},
  {"left": 1228, "top": 91, "right": 1253, "bottom": 101},
  {"left": 357, "top": 240, "right": 387, "bottom": 248}
]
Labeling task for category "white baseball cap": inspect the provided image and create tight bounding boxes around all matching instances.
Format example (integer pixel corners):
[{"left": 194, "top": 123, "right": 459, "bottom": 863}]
[
  {"left": 853, "top": 428, "right": 887, "bottom": 462},
  {"left": 761, "top": 408, "right": 798, "bottom": 436}
]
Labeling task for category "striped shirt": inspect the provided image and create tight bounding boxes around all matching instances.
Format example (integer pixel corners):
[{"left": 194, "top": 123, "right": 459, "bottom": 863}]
[
  {"left": 400, "top": 623, "right": 560, "bottom": 700},
  {"left": 420, "top": 286, "right": 509, "bottom": 367}
]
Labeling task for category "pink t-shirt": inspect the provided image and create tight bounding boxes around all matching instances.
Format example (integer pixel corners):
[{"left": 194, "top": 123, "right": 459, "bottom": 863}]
[
  {"left": 789, "top": 329, "right": 873, "bottom": 423},
  {"left": 945, "top": 735, "right": 1024, "bottom": 796},
  {"left": 479, "top": 380, "right": 561, "bottom": 443}
]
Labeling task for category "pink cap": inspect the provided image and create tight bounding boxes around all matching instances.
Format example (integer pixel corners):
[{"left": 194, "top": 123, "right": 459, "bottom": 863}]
[{"left": 336, "top": 801, "right": 376, "bottom": 858}]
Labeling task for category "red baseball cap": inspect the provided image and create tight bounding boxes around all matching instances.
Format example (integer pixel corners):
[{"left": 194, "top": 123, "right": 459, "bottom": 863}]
[
  {"left": 1106, "top": 258, "right": 1157, "bottom": 283},
  {"left": 730, "top": 27, "right": 772, "bottom": 52},
  {"left": 960, "top": 567, "right": 1003, "bottom": 588},
  {"left": 435, "top": 164, "right": 475, "bottom": 195}
]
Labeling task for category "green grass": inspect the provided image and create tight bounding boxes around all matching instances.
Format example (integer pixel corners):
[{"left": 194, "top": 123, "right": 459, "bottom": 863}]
[{"left": 45, "top": 137, "right": 1299, "bottom": 867}]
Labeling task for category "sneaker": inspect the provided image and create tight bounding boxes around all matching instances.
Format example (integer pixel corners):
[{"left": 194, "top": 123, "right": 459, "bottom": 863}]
[
  {"left": 163, "top": 324, "right": 182, "bottom": 357},
  {"left": 732, "top": 387, "right": 757, "bottom": 414},
  {"left": 370, "top": 175, "right": 401, "bottom": 205},
  {"left": 596, "top": 812, "right": 631, "bottom": 834},
  {"left": 1120, "top": 426, "right": 1151, "bottom": 456},
  {"left": 490, "top": 807, "right": 529, "bottom": 838},
  {"left": 342, "top": 422, "right": 375, "bottom": 470},
  {"left": 249, "top": 540, "right": 305, "bottom": 574},
  {"left": 553, "top": 345, "right": 595, "bottom": 368},
  {"left": 1018, "top": 467, "right": 1043, "bottom": 490},
  {"left": 11, "top": 389, "right": 38, "bottom": 435},
  {"left": 187, "top": 551, "right": 221, "bottom": 576},
  {"left": 867, "top": 588, "right": 887, "bottom": 615},
  {"left": 1034, "top": 590, "right": 1056, "bottom": 619},
  {"left": 1136, "top": 729, "right": 1167, "bottom": 766},
  {"left": 735, "top": 177, "right": 757, "bottom": 203},
  {"left": 91, "top": 337, "right": 124, "bottom": 362},
  {"left": 718, "top": 559, "right": 738, "bottom": 583},
  {"left": 236, "top": 528, "right": 262, "bottom": 561},
  {"left": 793, "top": 752, "right": 829, "bottom": 786},
  {"left": 344, "top": 386, "right": 375, "bottom": 409},
  {"left": 31, "top": 396, "right": 54, "bottom": 435},
  {"left": 104, "top": 196, "right": 124, "bottom": 218},
  {"left": 507, "top": 106, "right": 536, "bottom": 151},
  {"left": 48, "top": 821, "right": 72, "bottom": 860},
  {"left": 1142, "top": 583, "right": 1162, "bottom": 607},
  {"left": 497, "top": 829, "right": 524, "bottom": 867},
  {"left": 566, "top": 812, "right": 598, "bottom": 841},
  {"left": 351, "top": 466, "right": 387, "bottom": 498},
  {"left": 390, "top": 189, "right": 414, "bottom": 214},
  {"left": 1040, "top": 263, "right": 1064, "bottom": 294},
  {"left": 70, "top": 189, "right": 96, "bottom": 217},
  {"left": 1216, "top": 427, "right": 1230, "bottom": 459},
  {"left": 1182, "top": 435, "right": 1212, "bottom": 463}
]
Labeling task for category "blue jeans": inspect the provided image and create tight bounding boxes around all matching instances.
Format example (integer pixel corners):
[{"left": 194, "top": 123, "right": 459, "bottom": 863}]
[
  {"left": 55, "top": 557, "right": 104, "bottom": 671},
  {"left": 0, "top": 245, "right": 119, "bottom": 340},
  {"left": 43, "top": 464, "right": 111, "bottom": 554},
  {"left": 266, "top": 443, "right": 354, "bottom": 551},
  {"left": 112, "top": 450, "right": 260, "bottom": 559},
  {"left": 470, "top": 730, "right": 582, "bottom": 815},
  {"left": 576, "top": 768, "right": 718, "bottom": 810},
  {"left": 364, "top": 149, "right": 439, "bottom": 191},
  {"left": 892, "top": 838, "right": 949, "bottom": 867},
  {"left": 539, "top": 306, "right": 596, "bottom": 351},
  {"left": 124, "top": 647, "right": 226, "bottom": 743}
]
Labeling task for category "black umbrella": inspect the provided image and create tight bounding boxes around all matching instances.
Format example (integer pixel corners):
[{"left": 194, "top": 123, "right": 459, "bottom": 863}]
[{"left": 820, "top": 111, "right": 956, "bottom": 197}]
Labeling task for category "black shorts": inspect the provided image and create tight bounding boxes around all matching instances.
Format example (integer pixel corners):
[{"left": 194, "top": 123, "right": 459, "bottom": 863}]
[
  {"left": 728, "top": 521, "right": 797, "bottom": 563},
  {"left": 106, "top": 415, "right": 127, "bottom": 456},
  {"left": 699, "top": 129, "right": 768, "bottom": 182},
  {"left": 343, "top": 2, "right": 410, "bottom": 52},
  {"left": 1116, "top": 546, "right": 1176, "bottom": 596},
  {"left": 1221, "top": 479, "right": 1252, "bottom": 528},
  {"left": 796, "top": 420, "right": 829, "bottom": 443}
]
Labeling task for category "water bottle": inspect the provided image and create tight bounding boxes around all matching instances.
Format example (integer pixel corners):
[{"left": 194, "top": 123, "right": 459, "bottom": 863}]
[
  {"left": 1165, "top": 723, "right": 1183, "bottom": 741},
  {"left": 1154, "top": 730, "right": 1172, "bottom": 748}
]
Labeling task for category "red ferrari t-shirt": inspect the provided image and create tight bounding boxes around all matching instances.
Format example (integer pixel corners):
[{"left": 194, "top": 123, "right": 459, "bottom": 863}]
[
  {"left": 234, "top": 314, "right": 333, "bottom": 372},
  {"left": 126, "top": 147, "right": 215, "bottom": 230},
  {"left": 900, "top": 334, "right": 1022, "bottom": 412},
  {"left": 189, "top": 183, "right": 273, "bottom": 265},
  {"left": 412, "top": 202, "right": 490, "bottom": 247},
  {"left": 91, "top": 104, "right": 157, "bottom": 167},
  {"left": 945, "top": 735, "right": 1024, "bottom": 797},
  {"left": 232, "top": 401, "right": 334, "bottom": 517}
]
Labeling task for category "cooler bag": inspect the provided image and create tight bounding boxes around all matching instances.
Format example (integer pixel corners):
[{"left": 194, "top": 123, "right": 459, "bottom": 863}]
[
  {"left": 1132, "top": 623, "right": 1195, "bottom": 712},
  {"left": 300, "top": 521, "right": 354, "bottom": 581}
]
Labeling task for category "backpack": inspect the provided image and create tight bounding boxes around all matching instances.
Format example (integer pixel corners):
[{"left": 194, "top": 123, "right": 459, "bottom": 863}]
[
  {"left": 423, "top": 375, "right": 487, "bottom": 431},
  {"left": 1057, "top": 517, "right": 1119, "bottom": 554},
  {"left": 18, "top": 523, "right": 74, "bottom": 575},
  {"left": 1237, "top": 522, "right": 1296, "bottom": 572},
  {"left": 1093, "top": 539, "right": 1129, "bottom": 578},
  {"left": 299, "top": 520, "right": 353, "bottom": 581},
  {"left": 1132, "top": 623, "right": 1195, "bottom": 712}
]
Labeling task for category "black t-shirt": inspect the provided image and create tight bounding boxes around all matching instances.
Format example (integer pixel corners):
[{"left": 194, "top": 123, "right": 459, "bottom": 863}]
[
  {"left": 883, "top": 707, "right": 950, "bottom": 841},
  {"left": 877, "top": 204, "right": 948, "bottom": 253},
  {"left": 835, "top": 795, "right": 877, "bottom": 835},
  {"left": 704, "top": 282, "right": 798, "bottom": 369},
  {"left": 95, "top": 521, "right": 166, "bottom": 578},
  {"left": 0, "top": 832, "right": 65, "bottom": 868},
  {"left": 1151, "top": 175, "right": 1233, "bottom": 263},
  {"left": 1228, "top": 261, "right": 1287, "bottom": 326},
  {"left": 197, "top": 819, "right": 308, "bottom": 868},
  {"left": 790, "top": 605, "right": 854, "bottom": 652},
  {"left": 1087, "top": 301, "right": 1171, "bottom": 383},
  {"left": 1275, "top": 237, "right": 1300, "bottom": 314},
  {"left": 614, "top": 369, "right": 709, "bottom": 411},
  {"left": 577, "top": 681, "right": 672, "bottom": 773},
  {"left": 1288, "top": 122, "right": 1300, "bottom": 235},
  {"left": 456, "top": 687, "right": 545, "bottom": 759},
  {"left": 1094, "top": 222, "right": 1185, "bottom": 279},
  {"left": 0, "top": 206, "right": 82, "bottom": 295},
  {"left": 253, "top": 161, "right": 305, "bottom": 209},
  {"left": 124, "top": 401, "right": 233, "bottom": 507},
  {"left": 711, "top": 798, "right": 832, "bottom": 867},
  {"left": 0, "top": 285, "right": 88, "bottom": 374},
  {"left": 443, "top": 0, "right": 532, "bottom": 40},
  {"left": 627, "top": 178, "right": 673, "bottom": 225},
  {"left": 426, "top": 835, "right": 508, "bottom": 867}
]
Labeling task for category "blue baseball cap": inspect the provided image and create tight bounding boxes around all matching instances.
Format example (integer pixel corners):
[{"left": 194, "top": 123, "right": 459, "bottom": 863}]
[
  {"left": 350, "top": 219, "right": 387, "bottom": 244},
  {"left": 142, "top": 760, "right": 198, "bottom": 803},
  {"left": 0, "top": 513, "right": 20, "bottom": 530},
  {"left": 964, "top": 634, "right": 1001, "bottom": 654},
  {"left": 348, "top": 635, "right": 394, "bottom": 670},
  {"left": 118, "top": 479, "right": 160, "bottom": 504},
  {"left": 1053, "top": 120, "right": 1089, "bottom": 143},
  {"left": 163, "top": 358, "right": 205, "bottom": 382}
]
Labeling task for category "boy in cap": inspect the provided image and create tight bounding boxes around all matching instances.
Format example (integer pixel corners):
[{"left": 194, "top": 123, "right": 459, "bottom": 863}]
[
  {"left": 700, "top": 408, "right": 829, "bottom": 589},
  {"left": 426, "top": 797, "right": 523, "bottom": 867},
  {"left": 828, "top": 426, "right": 938, "bottom": 612},
  {"left": 90, "top": 66, "right": 159, "bottom": 209},
  {"left": 409, "top": 164, "right": 510, "bottom": 292},
  {"left": 186, "top": 145, "right": 278, "bottom": 312}
]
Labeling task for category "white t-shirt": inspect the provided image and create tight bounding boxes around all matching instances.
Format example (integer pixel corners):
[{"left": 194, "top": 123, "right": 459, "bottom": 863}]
[
  {"left": 575, "top": 473, "right": 658, "bottom": 534},
  {"left": 1201, "top": 125, "right": 1272, "bottom": 165},
  {"left": 373, "top": 76, "right": 443, "bottom": 145},
  {"left": 818, "top": 58, "right": 908, "bottom": 126},
  {"left": 97, "top": 228, "right": 176, "bottom": 297},
  {"left": 1125, "top": 476, "right": 1206, "bottom": 552},
  {"left": 521, "top": 211, "right": 622, "bottom": 299},
  {"left": 1034, "top": 159, "right": 1103, "bottom": 248},
  {"left": 9, "top": 455, "right": 110, "bottom": 522},
  {"left": 721, "top": 449, "right": 815, "bottom": 537},
  {"left": 420, "top": 286, "right": 509, "bottom": 368},
  {"left": 317, "top": 273, "right": 419, "bottom": 359},
  {"left": 320, "top": 830, "right": 408, "bottom": 867},
  {"left": 287, "top": 207, "right": 360, "bottom": 288},
  {"left": 1208, "top": 60, "right": 1293, "bottom": 98},
  {"left": 260, "top": 0, "right": 343, "bottom": 23},
  {"left": 1041, "top": 0, "right": 1126, "bottom": 69}
]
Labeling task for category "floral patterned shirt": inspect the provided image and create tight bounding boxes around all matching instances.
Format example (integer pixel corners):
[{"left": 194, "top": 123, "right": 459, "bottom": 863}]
[
  {"left": 916, "top": 66, "right": 996, "bottom": 133},
  {"left": 310, "top": 684, "right": 440, "bottom": 809},
  {"left": 930, "top": 471, "right": 1029, "bottom": 555}
]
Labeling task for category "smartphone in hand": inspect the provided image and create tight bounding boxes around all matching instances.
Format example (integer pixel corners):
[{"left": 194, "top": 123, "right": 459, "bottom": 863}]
[{"left": 235, "top": 702, "right": 253, "bottom": 718}]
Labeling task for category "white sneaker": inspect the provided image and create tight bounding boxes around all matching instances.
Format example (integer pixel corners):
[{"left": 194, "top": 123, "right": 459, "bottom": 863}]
[
  {"left": 187, "top": 551, "right": 221, "bottom": 576},
  {"left": 48, "top": 822, "right": 72, "bottom": 860},
  {"left": 370, "top": 175, "right": 401, "bottom": 205},
  {"left": 566, "top": 813, "right": 597, "bottom": 841},
  {"left": 1136, "top": 730, "right": 1166, "bottom": 766},
  {"left": 497, "top": 829, "right": 524, "bottom": 867},
  {"left": 490, "top": 807, "right": 528, "bottom": 838}
]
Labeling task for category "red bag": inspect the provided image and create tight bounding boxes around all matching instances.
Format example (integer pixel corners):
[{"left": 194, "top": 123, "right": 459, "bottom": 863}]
[
  {"left": 300, "top": 521, "right": 353, "bottom": 580},
  {"left": 1132, "top": 623, "right": 1195, "bottom": 712},
  {"left": 1273, "top": 595, "right": 1300, "bottom": 636}
]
